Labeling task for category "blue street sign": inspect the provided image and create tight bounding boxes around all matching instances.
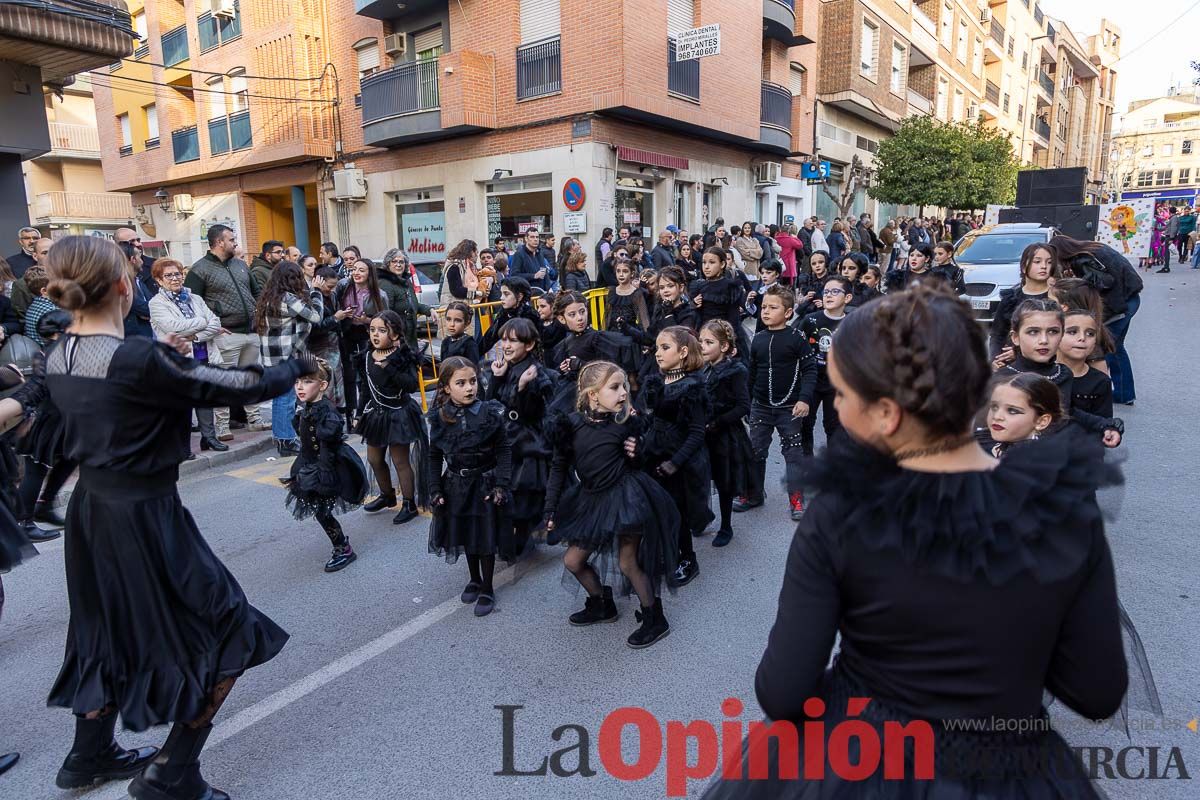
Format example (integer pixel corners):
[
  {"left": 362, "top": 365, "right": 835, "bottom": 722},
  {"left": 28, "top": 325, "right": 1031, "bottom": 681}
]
[{"left": 801, "top": 161, "right": 831, "bottom": 180}]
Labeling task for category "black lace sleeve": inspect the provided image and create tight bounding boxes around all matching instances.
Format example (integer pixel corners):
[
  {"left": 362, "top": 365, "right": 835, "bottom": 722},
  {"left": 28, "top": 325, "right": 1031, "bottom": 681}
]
[
  {"left": 797, "top": 339, "right": 819, "bottom": 407},
  {"left": 488, "top": 403, "right": 513, "bottom": 490},
  {"left": 380, "top": 348, "right": 420, "bottom": 393},
  {"left": 9, "top": 349, "right": 48, "bottom": 411},
  {"left": 145, "top": 340, "right": 301, "bottom": 410}
]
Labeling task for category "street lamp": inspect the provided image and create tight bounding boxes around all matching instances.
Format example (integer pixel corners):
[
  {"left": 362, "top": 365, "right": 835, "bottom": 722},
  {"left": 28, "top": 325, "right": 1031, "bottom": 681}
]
[{"left": 155, "top": 188, "right": 170, "bottom": 212}]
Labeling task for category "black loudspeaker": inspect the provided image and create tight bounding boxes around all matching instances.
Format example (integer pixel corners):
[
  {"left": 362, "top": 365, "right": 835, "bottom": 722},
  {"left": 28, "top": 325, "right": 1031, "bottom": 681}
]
[
  {"left": 1016, "top": 167, "right": 1088, "bottom": 207},
  {"left": 997, "top": 204, "right": 1099, "bottom": 240}
]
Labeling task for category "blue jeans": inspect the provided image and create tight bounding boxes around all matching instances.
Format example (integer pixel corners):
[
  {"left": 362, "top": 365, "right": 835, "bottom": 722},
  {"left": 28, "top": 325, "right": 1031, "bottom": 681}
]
[
  {"left": 1105, "top": 293, "right": 1139, "bottom": 404},
  {"left": 1191, "top": 246, "right": 1200, "bottom": 268},
  {"left": 272, "top": 391, "right": 298, "bottom": 441}
]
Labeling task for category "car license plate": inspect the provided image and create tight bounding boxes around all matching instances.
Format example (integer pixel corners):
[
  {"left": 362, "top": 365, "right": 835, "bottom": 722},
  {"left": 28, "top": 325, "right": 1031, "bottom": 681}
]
[{"left": 970, "top": 298, "right": 991, "bottom": 310}]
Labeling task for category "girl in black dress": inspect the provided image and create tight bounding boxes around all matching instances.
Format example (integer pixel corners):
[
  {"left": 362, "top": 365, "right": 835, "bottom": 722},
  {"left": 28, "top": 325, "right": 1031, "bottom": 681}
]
[
  {"left": 702, "top": 283, "right": 1131, "bottom": 800},
  {"left": 427, "top": 357, "right": 511, "bottom": 617},
  {"left": 286, "top": 359, "right": 370, "bottom": 572},
  {"left": 698, "top": 320, "right": 753, "bottom": 548},
  {"left": 439, "top": 301, "right": 481, "bottom": 364},
  {"left": 989, "top": 242, "right": 1060, "bottom": 357},
  {"left": 649, "top": 266, "right": 699, "bottom": 333},
  {"left": 544, "top": 361, "right": 679, "bottom": 649},
  {"left": 40, "top": 236, "right": 307, "bottom": 799},
  {"left": 794, "top": 252, "right": 829, "bottom": 317},
  {"left": 637, "top": 325, "right": 712, "bottom": 587},
  {"left": 1058, "top": 310, "right": 1114, "bottom": 417},
  {"left": 605, "top": 258, "right": 651, "bottom": 334},
  {"left": 358, "top": 310, "right": 429, "bottom": 524},
  {"left": 690, "top": 246, "right": 750, "bottom": 364},
  {"left": 486, "top": 317, "right": 557, "bottom": 560},
  {"left": 535, "top": 292, "right": 567, "bottom": 364},
  {"left": 984, "top": 372, "right": 1064, "bottom": 457},
  {"left": 478, "top": 277, "right": 540, "bottom": 357},
  {"left": 549, "top": 291, "right": 639, "bottom": 409}
]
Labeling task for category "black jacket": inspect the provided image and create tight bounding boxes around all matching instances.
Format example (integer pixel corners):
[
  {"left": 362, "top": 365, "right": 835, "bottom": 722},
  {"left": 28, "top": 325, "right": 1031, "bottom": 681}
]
[
  {"left": 510, "top": 245, "right": 550, "bottom": 291},
  {"left": 0, "top": 294, "right": 21, "bottom": 338},
  {"left": 5, "top": 252, "right": 34, "bottom": 279},
  {"left": 650, "top": 244, "right": 675, "bottom": 270},
  {"left": 1062, "top": 244, "right": 1140, "bottom": 321}
]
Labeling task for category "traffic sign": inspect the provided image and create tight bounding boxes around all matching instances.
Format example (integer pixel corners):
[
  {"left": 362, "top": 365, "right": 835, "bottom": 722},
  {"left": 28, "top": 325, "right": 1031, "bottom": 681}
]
[
  {"left": 801, "top": 161, "right": 831, "bottom": 181},
  {"left": 562, "top": 178, "right": 586, "bottom": 212}
]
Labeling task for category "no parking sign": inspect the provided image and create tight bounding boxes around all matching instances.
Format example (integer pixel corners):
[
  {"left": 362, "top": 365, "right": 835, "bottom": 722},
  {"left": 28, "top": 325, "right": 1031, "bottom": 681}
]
[{"left": 563, "top": 178, "right": 586, "bottom": 212}]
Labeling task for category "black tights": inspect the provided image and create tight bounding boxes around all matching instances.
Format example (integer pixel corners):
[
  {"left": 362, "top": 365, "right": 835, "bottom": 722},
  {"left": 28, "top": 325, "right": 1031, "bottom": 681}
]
[
  {"left": 717, "top": 488, "right": 733, "bottom": 532},
  {"left": 367, "top": 444, "right": 414, "bottom": 500},
  {"left": 18, "top": 457, "right": 76, "bottom": 521},
  {"left": 315, "top": 509, "right": 346, "bottom": 547},
  {"left": 82, "top": 676, "right": 236, "bottom": 728},
  {"left": 564, "top": 536, "right": 655, "bottom": 608},
  {"left": 466, "top": 554, "right": 495, "bottom": 593}
]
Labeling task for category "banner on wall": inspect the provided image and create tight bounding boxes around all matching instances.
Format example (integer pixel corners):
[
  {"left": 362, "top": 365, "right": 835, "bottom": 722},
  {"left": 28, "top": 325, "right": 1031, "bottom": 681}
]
[
  {"left": 1097, "top": 199, "right": 1152, "bottom": 264},
  {"left": 402, "top": 212, "right": 447, "bottom": 264}
]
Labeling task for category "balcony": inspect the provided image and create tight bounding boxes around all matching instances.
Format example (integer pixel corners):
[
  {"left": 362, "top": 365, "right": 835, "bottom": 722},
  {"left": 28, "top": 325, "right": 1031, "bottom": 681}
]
[
  {"left": 0, "top": 0, "right": 135, "bottom": 82},
  {"left": 144, "top": 136, "right": 160, "bottom": 149},
  {"left": 667, "top": 38, "right": 699, "bottom": 102},
  {"left": 361, "top": 51, "right": 496, "bottom": 148},
  {"left": 907, "top": 88, "right": 932, "bottom": 116},
  {"left": 33, "top": 191, "right": 134, "bottom": 224},
  {"left": 161, "top": 24, "right": 189, "bottom": 67},
  {"left": 1037, "top": 71, "right": 1054, "bottom": 100},
  {"left": 208, "top": 111, "right": 252, "bottom": 155},
  {"left": 910, "top": 6, "right": 938, "bottom": 61},
  {"left": 1034, "top": 117, "right": 1050, "bottom": 143},
  {"left": 763, "top": 0, "right": 812, "bottom": 46},
  {"left": 40, "top": 122, "right": 101, "bottom": 159},
  {"left": 980, "top": 80, "right": 1000, "bottom": 120},
  {"left": 172, "top": 126, "right": 199, "bottom": 164},
  {"left": 759, "top": 81, "right": 792, "bottom": 153},
  {"left": 985, "top": 80, "right": 1000, "bottom": 105},
  {"left": 517, "top": 37, "right": 561, "bottom": 100}
]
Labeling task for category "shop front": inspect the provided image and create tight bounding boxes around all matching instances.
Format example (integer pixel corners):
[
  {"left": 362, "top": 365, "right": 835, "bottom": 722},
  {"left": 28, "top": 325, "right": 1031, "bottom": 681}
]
[
  {"left": 485, "top": 175, "right": 553, "bottom": 252},
  {"left": 393, "top": 188, "right": 446, "bottom": 280}
]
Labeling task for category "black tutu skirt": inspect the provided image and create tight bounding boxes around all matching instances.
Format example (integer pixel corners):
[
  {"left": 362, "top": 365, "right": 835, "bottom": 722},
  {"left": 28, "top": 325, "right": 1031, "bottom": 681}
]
[
  {"left": 285, "top": 444, "right": 370, "bottom": 520},
  {"left": 47, "top": 467, "right": 289, "bottom": 732},
  {"left": 553, "top": 469, "right": 681, "bottom": 596},
  {"left": 707, "top": 424, "right": 755, "bottom": 498},
  {"left": 702, "top": 662, "right": 1105, "bottom": 800},
  {"left": 16, "top": 405, "right": 66, "bottom": 467},
  {"left": 357, "top": 396, "right": 426, "bottom": 448},
  {"left": 655, "top": 458, "right": 715, "bottom": 535},
  {"left": 428, "top": 470, "right": 508, "bottom": 563}
]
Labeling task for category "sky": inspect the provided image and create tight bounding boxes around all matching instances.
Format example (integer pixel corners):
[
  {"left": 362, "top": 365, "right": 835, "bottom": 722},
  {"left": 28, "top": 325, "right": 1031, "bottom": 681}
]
[{"left": 1039, "top": 0, "right": 1198, "bottom": 120}]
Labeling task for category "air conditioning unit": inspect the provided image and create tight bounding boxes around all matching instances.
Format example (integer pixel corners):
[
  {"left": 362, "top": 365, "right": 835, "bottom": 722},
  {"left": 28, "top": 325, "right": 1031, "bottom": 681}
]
[
  {"left": 212, "top": 0, "right": 236, "bottom": 17},
  {"left": 173, "top": 193, "right": 194, "bottom": 214},
  {"left": 333, "top": 168, "right": 367, "bottom": 201},
  {"left": 754, "top": 161, "right": 782, "bottom": 186},
  {"left": 384, "top": 33, "right": 407, "bottom": 57}
]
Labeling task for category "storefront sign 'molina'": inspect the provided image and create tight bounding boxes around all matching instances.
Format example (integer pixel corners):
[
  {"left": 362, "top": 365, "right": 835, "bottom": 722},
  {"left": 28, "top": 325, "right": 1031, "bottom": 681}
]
[{"left": 402, "top": 211, "right": 447, "bottom": 264}]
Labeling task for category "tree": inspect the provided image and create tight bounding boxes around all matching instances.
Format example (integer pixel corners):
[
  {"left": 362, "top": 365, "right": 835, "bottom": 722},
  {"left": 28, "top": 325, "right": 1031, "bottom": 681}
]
[
  {"left": 869, "top": 117, "right": 1021, "bottom": 211},
  {"left": 819, "top": 155, "right": 872, "bottom": 220}
]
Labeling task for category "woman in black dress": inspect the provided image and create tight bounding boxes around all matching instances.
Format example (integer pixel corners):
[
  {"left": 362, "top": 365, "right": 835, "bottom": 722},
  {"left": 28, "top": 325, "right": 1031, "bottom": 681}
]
[
  {"left": 703, "top": 283, "right": 1130, "bottom": 799},
  {"left": 41, "top": 236, "right": 309, "bottom": 799}
]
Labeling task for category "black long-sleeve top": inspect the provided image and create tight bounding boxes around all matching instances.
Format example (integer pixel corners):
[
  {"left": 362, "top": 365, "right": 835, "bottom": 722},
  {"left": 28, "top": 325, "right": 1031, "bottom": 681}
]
[
  {"left": 798, "top": 310, "right": 845, "bottom": 394},
  {"left": 363, "top": 346, "right": 420, "bottom": 406},
  {"left": 427, "top": 399, "right": 511, "bottom": 496},
  {"left": 544, "top": 411, "right": 645, "bottom": 514},
  {"left": 755, "top": 430, "right": 1127, "bottom": 725},
  {"left": 688, "top": 274, "right": 745, "bottom": 329},
  {"left": 639, "top": 373, "right": 708, "bottom": 470},
  {"left": 440, "top": 332, "right": 480, "bottom": 365},
  {"left": 1070, "top": 365, "right": 1114, "bottom": 418},
  {"left": 0, "top": 294, "right": 22, "bottom": 337},
  {"left": 486, "top": 355, "right": 556, "bottom": 456},
  {"left": 550, "top": 328, "right": 604, "bottom": 383},
  {"left": 748, "top": 326, "right": 818, "bottom": 408},
  {"left": 478, "top": 302, "right": 540, "bottom": 356},
  {"left": 639, "top": 298, "right": 699, "bottom": 345},
  {"left": 294, "top": 398, "right": 344, "bottom": 470},
  {"left": 539, "top": 319, "right": 567, "bottom": 365},
  {"left": 704, "top": 358, "right": 750, "bottom": 430},
  {"left": 997, "top": 355, "right": 1120, "bottom": 436},
  {"left": 988, "top": 287, "right": 1049, "bottom": 358}
]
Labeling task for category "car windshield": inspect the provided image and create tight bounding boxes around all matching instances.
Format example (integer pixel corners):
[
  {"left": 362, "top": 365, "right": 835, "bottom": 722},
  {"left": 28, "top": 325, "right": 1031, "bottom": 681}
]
[{"left": 955, "top": 233, "right": 1047, "bottom": 264}]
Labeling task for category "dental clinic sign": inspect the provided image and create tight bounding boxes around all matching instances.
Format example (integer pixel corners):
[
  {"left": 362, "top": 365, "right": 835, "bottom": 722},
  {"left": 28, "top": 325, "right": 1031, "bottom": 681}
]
[
  {"left": 675, "top": 24, "right": 720, "bottom": 61},
  {"left": 402, "top": 212, "right": 446, "bottom": 264}
]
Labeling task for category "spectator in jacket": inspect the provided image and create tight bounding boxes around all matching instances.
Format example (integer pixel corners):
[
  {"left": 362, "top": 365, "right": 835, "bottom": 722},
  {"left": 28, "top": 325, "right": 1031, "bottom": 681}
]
[
  {"left": 733, "top": 222, "right": 764, "bottom": 277},
  {"left": 856, "top": 214, "right": 883, "bottom": 263},
  {"left": 556, "top": 236, "right": 581, "bottom": 281},
  {"left": 510, "top": 228, "right": 551, "bottom": 291},
  {"left": 651, "top": 230, "right": 676, "bottom": 270},
  {"left": 1176, "top": 207, "right": 1196, "bottom": 261},
  {"left": 562, "top": 251, "right": 592, "bottom": 292},
  {"left": 284, "top": 246, "right": 302, "bottom": 264},
  {"left": 906, "top": 217, "right": 932, "bottom": 250},
  {"left": 10, "top": 237, "right": 55, "bottom": 323},
  {"left": 595, "top": 227, "right": 614, "bottom": 267},
  {"left": 378, "top": 248, "right": 432, "bottom": 350},
  {"left": 773, "top": 225, "right": 804, "bottom": 284},
  {"left": 809, "top": 219, "right": 829, "bottom": 257},
  {"left": 149, "top": 257, "right": 226, "bottom": 452},
  {"left": 597, "top": 242, "right": 628, "bottom": 289},
  {"left": 255, "top": 261, "right": 323, "bottom": 455},
  {"left": 879, "top": 221, "right": 898, "bottom": 269},
  {"left": 21, "top": 267, "right": 62, "bottom": 346},
  {"left": 826, "top": 221, "right": 849, "bottom": 267},
  {"left": 250, "top": 240, "right": 284, "bottom": 293},
  {"left": 335, "top": 258, "right": 389, "bottom": 427},
  {"left": 797, "top": 217, "right": 815, "bottom": 259},
  {"left": 184, "top": 223, "right": 266, "bottom": 436},
  {"left": 5, "top": 226, "right": 38, "bottom": 278},
  {"left": 117, "top": 241, "right": 154, "bottom": 338},
  {"left": 320, "top": 241, "right": 345, "bottom": 278}
]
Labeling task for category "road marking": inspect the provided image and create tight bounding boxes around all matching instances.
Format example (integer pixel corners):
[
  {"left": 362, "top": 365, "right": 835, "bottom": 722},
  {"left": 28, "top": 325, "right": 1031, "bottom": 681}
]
[{"left": 80, "top": 549, "right": 554, "bottom": 800}]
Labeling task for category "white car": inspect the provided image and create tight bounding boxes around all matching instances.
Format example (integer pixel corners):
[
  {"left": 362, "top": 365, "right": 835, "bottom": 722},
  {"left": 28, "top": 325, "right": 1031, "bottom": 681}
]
[{"left": 954, "top": 223, "right": 1057, "bottom": 324}]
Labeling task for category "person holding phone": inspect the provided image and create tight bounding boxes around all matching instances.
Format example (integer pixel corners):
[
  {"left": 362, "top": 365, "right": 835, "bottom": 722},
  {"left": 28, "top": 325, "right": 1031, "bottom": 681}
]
[{"left": 333, "top": 260, "right": 389, "bottom": 432}]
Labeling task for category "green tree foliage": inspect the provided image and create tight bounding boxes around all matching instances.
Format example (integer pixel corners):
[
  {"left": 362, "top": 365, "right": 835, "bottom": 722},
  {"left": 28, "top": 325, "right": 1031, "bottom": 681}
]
[{"left": 869, "top": 117, "right": 1021, "bottom": 210}]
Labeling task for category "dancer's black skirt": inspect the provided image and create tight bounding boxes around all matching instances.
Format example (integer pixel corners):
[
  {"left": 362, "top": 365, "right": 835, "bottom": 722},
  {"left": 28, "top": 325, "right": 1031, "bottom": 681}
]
[
  {"left": 707, "top": 423, "right": 756, "bottom": 498},
  {"left": 428, "top": 469, "right": 508, "bottom": 563},
  {"left": 357, "top": 397, "right": 426, "bottom": 448},
  {"left": 16, "top": 405, "right": 66, "bottom": 467},
  {"left": 285, "top": 443, "right": 370, "bottom": 520},
  {"left": 0, "top": 499, "right": 34, "bottom": 573},
  {"left": 46, "top": 467, "right": 288, "bottom": 732}
]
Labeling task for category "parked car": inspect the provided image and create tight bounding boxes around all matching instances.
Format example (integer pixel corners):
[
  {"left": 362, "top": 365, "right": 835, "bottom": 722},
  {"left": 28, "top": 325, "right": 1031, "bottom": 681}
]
[{"left": 954, "top": 223, "right": 1057, "bottom": 324}]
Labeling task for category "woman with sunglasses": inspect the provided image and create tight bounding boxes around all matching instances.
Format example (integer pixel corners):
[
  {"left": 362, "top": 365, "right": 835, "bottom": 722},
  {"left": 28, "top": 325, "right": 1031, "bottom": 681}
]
[{"left": 378, "top": 248, "right": 432, "bottom": 351}]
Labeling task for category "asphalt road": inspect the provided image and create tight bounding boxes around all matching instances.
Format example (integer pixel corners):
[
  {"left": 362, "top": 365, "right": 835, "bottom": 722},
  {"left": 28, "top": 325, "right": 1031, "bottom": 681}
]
[{"left": 1, "top": 271, "right": 1197, "bottom": 799}]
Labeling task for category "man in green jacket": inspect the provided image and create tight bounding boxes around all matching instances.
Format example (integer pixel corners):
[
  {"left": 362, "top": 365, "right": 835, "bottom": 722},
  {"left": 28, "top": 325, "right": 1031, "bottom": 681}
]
[
  {"left": 184, "top": 224, "right": 267, "bottom": 439},
  {"left": 249, "top": 240, "right": 284, "bottom": 293}
]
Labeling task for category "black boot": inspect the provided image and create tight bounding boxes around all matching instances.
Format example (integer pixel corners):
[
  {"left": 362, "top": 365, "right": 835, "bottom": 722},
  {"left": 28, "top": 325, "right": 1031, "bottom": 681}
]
[
  {"left": 56, "top": 712, "right": 159, "bottom": 789},
  {"left": 392, "top": 498, "right": 418, "bottom": 525},
  {"left": 0, "top": 752, "right": 18, "bottom": 776},
  {"left": 568, "top": 586, "right": 619, "bottom": 626},
  {"left": 275, "top": 439, "right": 300, "bottom": 457},
  {"left": 128, "top": 723, "right": 229, "bottom": 800},
  {"left": 33, "top": 501, "right": 66, "bottom": 529},
  {"left": 627, "top": 597, "right": 670, "bottom": 649},
  {"left": 363, "top": 491, "right": 397, "bottom": 513},
  {"left": 199, "top": 437, "right": 229, "bottom": 453}
]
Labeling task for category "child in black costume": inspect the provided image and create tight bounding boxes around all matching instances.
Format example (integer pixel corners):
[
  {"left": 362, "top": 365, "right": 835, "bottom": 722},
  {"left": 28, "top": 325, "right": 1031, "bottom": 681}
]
[
  {"left": 797, "top": 275, "right": 850, "bottom": 456},
  {"left": 358, "top": 310, "right": 430, "bottom": 523},
  {"left": 1058, "top": 309, "right": 1114, "bottom": 417},
  {"left": 478, "top": 276, "right": 540, "bottom": 357},
  {"left": 989, "top": 242, "right": 1058, "bottom": 358},
  {"left": 549, "top": 291, "right": 639, "bottom": 409},
  {"left": 690, "top": 246, "right": 750, "bottom": 363},
  {"left": 794, "top": 252, "right": 829, "bottom": 318},
  {"left": 544, "top": 361, "right": 679, "bottom": 649},
  {"left": 698, "top": 320, "right": 753, "bottom": 548},
  {"left": 286, "top": 359, "right": 370, "bottom": 572},
  {"left": 535, "top": 292, "right": 567, "bottom": 364},
  {"left": 440, "top": 301, "right": 481, "bottom": 364},
  {"left": 487, "top": 317, "right": 557, "bottom": 559},
  {"left": 984, "top": 372, "right": 1065, "bottom": 457},
  {"left": 427, "top": 357, "right": 511, "bottom": 618},
  {"left": 637, "top": 325, "right": 712, "bottom": 586}
]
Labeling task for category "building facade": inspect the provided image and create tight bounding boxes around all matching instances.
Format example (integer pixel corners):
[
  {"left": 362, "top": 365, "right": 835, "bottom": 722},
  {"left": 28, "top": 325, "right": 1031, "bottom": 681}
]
[{"left": 1110, "top": 88, "right": 1200, "bottom": 210}]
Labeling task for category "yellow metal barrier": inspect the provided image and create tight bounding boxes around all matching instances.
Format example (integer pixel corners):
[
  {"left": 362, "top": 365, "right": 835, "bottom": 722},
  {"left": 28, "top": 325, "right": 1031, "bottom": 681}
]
[{"left": 583, "top": 287, "right": 608, "bottom": 330}]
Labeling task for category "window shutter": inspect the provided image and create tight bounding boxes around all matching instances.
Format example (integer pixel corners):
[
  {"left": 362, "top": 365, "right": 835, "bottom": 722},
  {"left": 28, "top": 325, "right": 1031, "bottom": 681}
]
[
  {"left": 356, "top": 40, "right": 380, "bottom": 75},
  {"left": 413, "top": 27, "right": 442, "bottom": 55},
  {"left": 520, "top": 0, "right": 561, "bottom": 45},
  {"left": 789, "top": 65, "right": 805, "bottom": 97},
  {"left": 667, "top": 0, "right": 694, "bottom": 38}
]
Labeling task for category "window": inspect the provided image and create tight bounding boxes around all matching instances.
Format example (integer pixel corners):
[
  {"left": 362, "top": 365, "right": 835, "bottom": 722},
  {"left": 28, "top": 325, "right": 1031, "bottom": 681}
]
[
  {"left": 859, "top": 19, "right": 879, "bottom": 78},
  {"left": 972, "top": 38, "right": 983, "bottom": 75},
  {"left": 520, "top": 0, "right": 560, "bottom": 45},
  {"left": 953, "top": 88, "right": 964, "bottom": 121},
  {"left": 207, "top": 75, "right": 225, "bottom": 120},
  {"left": 144, "top": 103, "right": 158, "bottom": 144},
  {"left": 956, "top": 21, "right": 968, "bottom": 62},
  {"left": 1006, "top": 35, "right": 1014, "bottom": 56},
  {"left": 132, "top": 11, "right": 147, "bottom": 40},
  {"left": 198, "top": 1, "right": 241, "bottom": 51},
  {"left": 890, "top": 41, "right": 905, "bottom": 93},
  {"left": 1021, "top": 51, "right": 1028, "bottom": 71},
  {"left": 940, "top": 2, "right": 953, "bottom": 49},
  {"left": 1136, "top": 170, "right": 1153, "bottom": 187},
  {"left": 117, "top": 113, "right": 131, "bottom": 151},
  {"left": 1154, "top": 169, "right": 1172, "bottom": 186},
  {"left": 413, "top": 26, "right": 443, "bottom": 60},
  {"left": 1179, "top": 168, "right": 1191, "bottom": 184},
  {"left": 517, "top": 0, "right": 562, "bottom": 99},
  {"left": 1017, "top": 103, "right": 1023, "bottom": 122},
  {"left": 789, "top": 63, "right": 805, "bottom": 97},
  {"left": 667, "top": 0, "right": 694, "bottom": 39},
  {"left": 354, "top": 38, "right": 380, "bottom": 80},
  {"left": 1145, "top": 120, "right": 1157, "bottom": 129},
  {"left": 229, "top": 69, "right": 248, "bottom": 112},
  {"left": 936, "top": 76, "right": 948, "bottom": 118},
  {"left": 1182, "top": 140, "right": 1193, "bottom": 154},
  {"left": 1002, "top": 93, "right": 1009, "bottom": 112},
  {"left": 1162, "top": 143, "right": 1173, "bottom": 157}
]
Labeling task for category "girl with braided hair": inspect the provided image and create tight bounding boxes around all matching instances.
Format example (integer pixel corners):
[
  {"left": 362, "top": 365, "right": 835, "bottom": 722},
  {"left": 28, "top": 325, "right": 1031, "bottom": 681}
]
[{"left": 702, "top": 282, "right": 1131, "bottom": 800}]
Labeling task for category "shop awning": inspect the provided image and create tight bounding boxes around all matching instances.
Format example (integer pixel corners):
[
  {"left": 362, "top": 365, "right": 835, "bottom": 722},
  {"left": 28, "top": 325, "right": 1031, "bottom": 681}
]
[{"left": 616, "top": 146, "right": 688, "bottom": 171}]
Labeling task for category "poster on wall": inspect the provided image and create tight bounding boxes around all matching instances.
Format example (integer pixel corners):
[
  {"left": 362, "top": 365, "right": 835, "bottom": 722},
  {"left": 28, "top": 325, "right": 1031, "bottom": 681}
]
[
  {"left": 487, "top": 196, "right": 502, "bottom": 241},
  {"left": 402, "top": 211, "right": 447, "bottom": 264},
  {"left": 1097, "top": 199, "right": 1152, "bottom": 265}
]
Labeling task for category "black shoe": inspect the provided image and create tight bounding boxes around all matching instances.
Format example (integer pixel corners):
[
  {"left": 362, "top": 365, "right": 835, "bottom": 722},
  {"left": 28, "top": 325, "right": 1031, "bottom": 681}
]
[
  {"left": 21, "top": 520, "right": 60, "bottom": 543},
  {"left": 230, "top": 420, "right": 247, "bottom": 430},
  {"left": 460, "top": 581, "right": 482, "bottom": 603},
  {"left": 128, "top": 723, "right": 229, "bottom": 800},
  {"left": 627, "top": 597, "right": 670, "bottom": 649},
  {"left": 324, "top": 542, "right": 356, "bottom": 572},
  {"left": 278, "top": 476, "right": 293, "bottom": 486},
  {"left": 392, "top": 499, "right": 419, "bottom": 525},
  {"left": 33, "top": 501, "right": 66, "bottom": 529},
  {"left": 731, "top": 495, "right": 763, "bottom": 512},
  {"left": 199, "top": 437, "right": 229, "bottom": 452},
  {"left": 568, "top": 586, "right": 619, "bottom": 626},
  {"left": 1157, "top": 266, "right": 1171, "bottom": 273},
  {"left": 0, "top": 752, "right": 17, "bottom": 776},
  {"left": 275, "top": 439, "right": 300, "bottom": 457},
  {"left": 363, "top": 491, "right": 397, "bottom": 513},
  {"left": 674, "top": 558, "right": 699, "bottom": 586},
  {"left": 56, "top": 712, "right": 159, "bottom": 789},
  {"left": 712, "top": 528, "right": 733, "bottom": 547},
  {"left": 474, "top": 591, "right": 496, "bottom": 617}
]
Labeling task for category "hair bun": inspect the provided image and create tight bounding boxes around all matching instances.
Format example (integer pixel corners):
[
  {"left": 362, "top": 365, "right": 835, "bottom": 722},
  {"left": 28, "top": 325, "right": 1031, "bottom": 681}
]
[{"left": 46, "top": 278, "right": 87, "bottom": 311}]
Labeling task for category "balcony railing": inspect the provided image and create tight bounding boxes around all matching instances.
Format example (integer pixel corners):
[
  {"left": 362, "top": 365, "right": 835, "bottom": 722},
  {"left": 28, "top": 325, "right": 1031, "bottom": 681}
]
[
  {"left": 760, "top": 81, "right": 792, "bottom": 130},
  {"left": 667, "top": 38, "right": 699, "bottom": 101},
  {"left": 1034, "top": 117, "right": 1050, "bottom": 140},
  {"left": 907, "top": 89, "right": 932, "bottom": 115},
  {"left": 118, "top": 144, "right": 132, "bottom": 156},
  {"left": 47, "top": 122, "right": 100, "bottom": 154},
  {"left": 134, "top": 43, "right": 149, "bottom": 59},
  {"left": 360, "top": 59, "right": 440, "bottom": 124},
  {"left": 162, "top": 25, "right": 189, "bottom": 66},
  {"left": 989, "top": 18, "right": 1004, "bottom": 45},
  {"left": 145, "top": 136, "right": 160, "bottom": 149},
  {"left": 516, "top": 37, "right": 561, "bottom": 100},
  {"left": 985, "top": 80, "right": 1000, "bottom": 105},
  {"left": 34, "top": 191, "right": 134, "bottom": 222},
  {"left": 172, "top": 126, "right": 199, "bottom": 163},
  {"left": 1038, "top": 71, "right": 1054, "bottom": 97},
  {"left": 208, "top": 115, "right": 230, "bottom": 155}
]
